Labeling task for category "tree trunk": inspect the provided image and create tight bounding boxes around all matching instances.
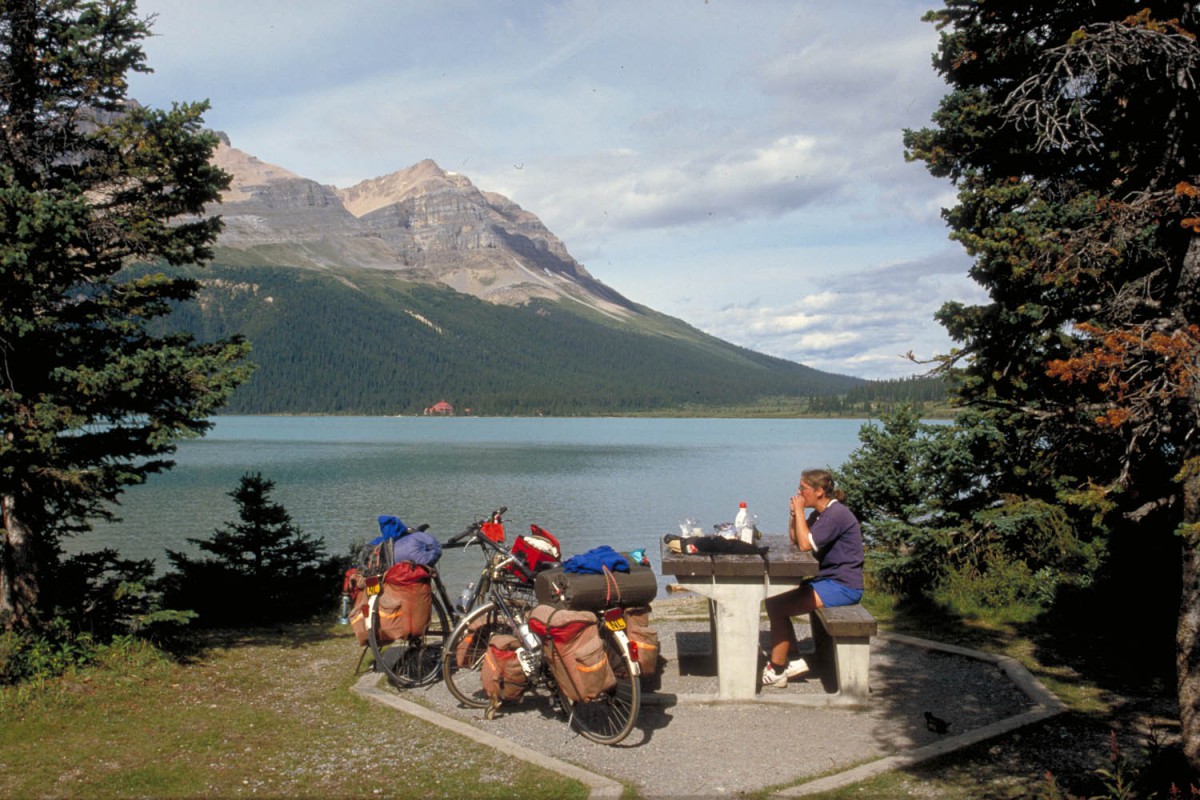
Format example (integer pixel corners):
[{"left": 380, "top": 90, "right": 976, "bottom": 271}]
[
  {"left": 1181, "top": 470, "right": 1200, "bottom": 772},
  {"left": 0, "top": 494, "right": 38, "bottom": 631},
  {"left": 1181, "top": 236, "right": 1200, "bottom": 773}
]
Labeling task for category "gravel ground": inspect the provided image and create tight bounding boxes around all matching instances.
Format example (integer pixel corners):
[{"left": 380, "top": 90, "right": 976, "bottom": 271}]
[{"left": 381, "top": 597, "right": 1040, "bottom": 798}]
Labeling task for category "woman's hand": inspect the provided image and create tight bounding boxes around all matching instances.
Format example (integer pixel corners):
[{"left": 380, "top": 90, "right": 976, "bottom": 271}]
[
  {"left": 790, "top": 494, "right": 805, "bottom": 518},
  {"left": 788, "top": 494, "right": 803, "bottom": 546},
  {"left": 790, "top": 495, "right": 814, "bottom": 551}
]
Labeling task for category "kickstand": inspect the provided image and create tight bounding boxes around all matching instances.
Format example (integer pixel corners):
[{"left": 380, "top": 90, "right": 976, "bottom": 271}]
[
  {"left": 354, "top": 645, "right": 372, "bottom": 675},
  {"left": 562, "top": 710, "right": 580, "bottom": 743}
]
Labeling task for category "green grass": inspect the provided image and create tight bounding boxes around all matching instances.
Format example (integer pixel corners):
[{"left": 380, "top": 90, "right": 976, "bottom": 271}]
[
  {"left": 2, "top": 597, "right": 1193, "bottom": 799},
  {"left": 0, "top": 624, "right": 586, "bottom": 800}
]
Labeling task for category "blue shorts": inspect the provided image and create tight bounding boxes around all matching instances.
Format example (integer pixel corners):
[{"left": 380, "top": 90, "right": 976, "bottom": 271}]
[{"left": 811, "top": 579, "right": 863, "bottom": 607}]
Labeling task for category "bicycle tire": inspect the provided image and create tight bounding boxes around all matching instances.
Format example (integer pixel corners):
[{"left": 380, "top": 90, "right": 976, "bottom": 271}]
[
  {"left": 561, "top": 628, "right": 641, "bottom": 745},
  {"left": 368, "top": 594, "right": 450, "bottom": 689},
  {"left": 442, "top": 602, "right": 516, "bottom": 708}
]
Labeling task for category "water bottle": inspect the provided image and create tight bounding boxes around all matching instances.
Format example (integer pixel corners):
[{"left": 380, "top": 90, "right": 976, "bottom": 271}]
[
  {"left": 515, "top": 646, "right": 536, "bottom": 676},
  {"left": 337, "top": 593, "right": 351, "bottom": 625},
  {"left": 516, "top": 621, "right": 540, "bottom": 652},
  {"left": 457, "top": 581, "right": 475, "bottom": 613},
  {"left": 515, "top": 622, "right": 541, "bottom": 676},
  {"left": 735, "top": 502, "right": 751, "bottom": 543}
]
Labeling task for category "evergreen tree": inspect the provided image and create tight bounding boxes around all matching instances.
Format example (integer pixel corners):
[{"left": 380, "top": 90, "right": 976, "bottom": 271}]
[
  {"left": 0, "top": 0, "right": 252, "bottom": 630},
  {"left": 839, "top": 406, "right": 1104, "bottom": 604},
  {"left": 905, "top": 1, "right": 1200, "bottom": 767},
  {"left": 162, "top": 473, "right": 338, "bottom": 627}
]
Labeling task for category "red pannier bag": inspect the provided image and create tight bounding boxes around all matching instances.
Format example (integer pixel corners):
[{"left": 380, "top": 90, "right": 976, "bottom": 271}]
[
  {"left": 375, "top": 562, "right": 432, "bottom": 643},
  {"left": 507, "top": 525, "right": 561, "bottom": 583},
  {"left": 528, "top": 604, "right": 615, "bottom": 703},
  {"left": 480, "top": 633, "right": 528, "bottom": 703}
]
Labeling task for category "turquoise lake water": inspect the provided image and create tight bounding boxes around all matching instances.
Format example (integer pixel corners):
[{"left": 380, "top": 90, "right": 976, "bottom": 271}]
[{"left": 89, "top": 416, "right": 873, "bottom": 592}]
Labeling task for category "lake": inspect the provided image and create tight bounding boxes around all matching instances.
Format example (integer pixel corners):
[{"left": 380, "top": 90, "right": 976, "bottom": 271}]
[{"left": 89, "top": 416, "right": 872, "bottom": 593}]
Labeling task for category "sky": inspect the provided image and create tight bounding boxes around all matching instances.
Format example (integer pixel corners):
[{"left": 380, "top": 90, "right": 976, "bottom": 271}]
[{"left": 126, "top": 0, "right": 988, "bottom": 381}]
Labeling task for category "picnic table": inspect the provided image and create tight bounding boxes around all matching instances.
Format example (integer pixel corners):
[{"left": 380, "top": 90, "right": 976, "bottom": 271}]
[{"left": 660, "top": 533, "right": 818, "bottom": 700}]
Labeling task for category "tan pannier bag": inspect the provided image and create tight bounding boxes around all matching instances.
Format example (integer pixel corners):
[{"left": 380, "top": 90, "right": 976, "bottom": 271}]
[
  {"left": 528, "top": 604, "right": 616, "bottom": 703},
  {"left": 480, "top": 633, "right": 528, "bottom": 702}
]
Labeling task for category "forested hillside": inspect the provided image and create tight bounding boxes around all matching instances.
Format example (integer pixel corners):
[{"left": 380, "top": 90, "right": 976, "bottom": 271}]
[{"left": 150, "top": 263, "right": 864, "bottom": 415}]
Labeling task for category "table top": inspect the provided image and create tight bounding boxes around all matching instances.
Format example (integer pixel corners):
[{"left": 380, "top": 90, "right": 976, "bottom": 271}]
[{"left": 660, "top": 533, "right": 819, "bottom": 579}]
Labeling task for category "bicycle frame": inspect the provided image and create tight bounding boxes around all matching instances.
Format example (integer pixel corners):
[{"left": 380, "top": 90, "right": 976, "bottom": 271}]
[{"left": 441, "top": 531, "right": 642, "bottom": 745}]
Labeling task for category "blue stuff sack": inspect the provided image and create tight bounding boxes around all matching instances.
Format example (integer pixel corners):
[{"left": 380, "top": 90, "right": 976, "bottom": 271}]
[
  {"left": 563, "top": 545, "right": 629, "bottom": 575},
  {"left": 372, "top": 515, "right": 409, "bottom": 544},
  {"left": 393, "top": 530, "right": 442, "bottom": 566},
  {"left": 372, "top": 515, "right": 442, "bottom": 566}
]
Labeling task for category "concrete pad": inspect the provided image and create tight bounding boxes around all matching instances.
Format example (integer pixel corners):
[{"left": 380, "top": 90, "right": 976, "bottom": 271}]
[{"left": 351, "top": 614, "right": 1065, "bottom": 798}]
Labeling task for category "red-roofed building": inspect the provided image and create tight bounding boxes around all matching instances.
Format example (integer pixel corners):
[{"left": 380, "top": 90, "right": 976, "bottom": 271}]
[{"left": 424, "top": 400, "right": 455, "bottom": 416}]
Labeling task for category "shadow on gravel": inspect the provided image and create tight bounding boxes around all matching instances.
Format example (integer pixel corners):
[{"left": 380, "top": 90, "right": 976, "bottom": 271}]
[{"left": 859, "top": 589, "right": 1196, "bottom": 798}]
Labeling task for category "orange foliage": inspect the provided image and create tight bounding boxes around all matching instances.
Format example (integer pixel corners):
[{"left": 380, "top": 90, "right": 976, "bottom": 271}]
[
  {"left": 1047, "top": 324, "right": 1200, "bottom": 428},
  {"left": 1123, "top": 8, "right": 1195, "bottom": 38},
  {"left": 1097, "top": 408, "right": 1131, "bottom": 428}
]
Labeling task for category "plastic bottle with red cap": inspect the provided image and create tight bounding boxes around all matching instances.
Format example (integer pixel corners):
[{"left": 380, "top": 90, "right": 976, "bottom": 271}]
[{"left": 734, "top": 501, "right": 753, "bottom": 543}]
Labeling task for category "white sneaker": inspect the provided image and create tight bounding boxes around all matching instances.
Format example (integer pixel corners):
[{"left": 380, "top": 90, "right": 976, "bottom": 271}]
[
  {"left": 784, "top": 658, "right": 809, "bottom": 679},
  {"left": 761, "top": 663, "right": 788, "bottom": 688}
]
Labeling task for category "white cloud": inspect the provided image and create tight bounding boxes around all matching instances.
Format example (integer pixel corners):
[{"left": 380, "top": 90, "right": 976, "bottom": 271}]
[{"left": 128, "top": 0, "right": 978, "bottom": 381}]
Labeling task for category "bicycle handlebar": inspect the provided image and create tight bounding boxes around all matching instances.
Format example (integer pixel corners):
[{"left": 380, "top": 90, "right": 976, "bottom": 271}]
[
  {"left": 436, "top": 505, "right": 536, "bottom": 583},
  {"left": 442, "top": 506, "right": 509, "bottom": 548}
]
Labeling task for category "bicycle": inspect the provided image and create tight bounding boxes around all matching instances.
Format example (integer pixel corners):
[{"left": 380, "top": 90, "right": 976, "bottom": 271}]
[
  {"left": 441, "top": 531, "right": 642, "bottom": 745},
  {"left": 356, "top": 507, "right": 536, "bottom": 689}
]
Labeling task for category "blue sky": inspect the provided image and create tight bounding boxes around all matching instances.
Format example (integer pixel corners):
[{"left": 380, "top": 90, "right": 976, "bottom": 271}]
[{"left": 127, "top": 0, "right": 986, "bottom": 380}]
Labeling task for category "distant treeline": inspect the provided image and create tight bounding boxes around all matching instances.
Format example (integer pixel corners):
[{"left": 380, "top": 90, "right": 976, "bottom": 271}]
[
  {"left": 146, "top": 263, "right": 866, "bottom": 416},
  {"left": 808, "top": 375, "right": 953, "bottom": 417}
]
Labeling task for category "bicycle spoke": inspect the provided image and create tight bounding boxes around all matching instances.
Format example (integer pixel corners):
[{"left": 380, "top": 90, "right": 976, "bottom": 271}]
[{"left": 563, "top": 629, "right": 641, "bottom": 745}]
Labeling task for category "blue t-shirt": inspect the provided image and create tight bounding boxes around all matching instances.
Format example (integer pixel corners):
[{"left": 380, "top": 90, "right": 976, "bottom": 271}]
[{"left": 807, "top": 500, "right": 864, "bottom": 590}]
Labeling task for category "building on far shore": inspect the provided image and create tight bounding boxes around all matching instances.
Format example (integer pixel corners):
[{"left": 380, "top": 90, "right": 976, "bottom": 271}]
[{"left": 423, "top": 400, "right": 455, "bottom": 416}]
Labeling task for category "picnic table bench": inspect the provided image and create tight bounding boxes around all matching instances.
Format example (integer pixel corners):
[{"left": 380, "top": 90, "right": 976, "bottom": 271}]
[{"left": 660, "top": 533, "right": 876, "bottom": 705}]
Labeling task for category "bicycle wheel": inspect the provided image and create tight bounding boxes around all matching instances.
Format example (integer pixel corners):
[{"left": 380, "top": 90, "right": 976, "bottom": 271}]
[
  {"left": 442, "top": 602, "right": 515, "bottom": 708},
  {"left": 369, "top": 594, "right": 450, "bottom": 689},
  {"left": 562, "top": 628, "right": 641, "bottom": 745}
]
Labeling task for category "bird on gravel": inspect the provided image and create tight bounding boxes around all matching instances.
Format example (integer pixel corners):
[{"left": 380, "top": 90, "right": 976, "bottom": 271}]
[{"left": 924, "top": 711, "right": 951, "bottom": 734}]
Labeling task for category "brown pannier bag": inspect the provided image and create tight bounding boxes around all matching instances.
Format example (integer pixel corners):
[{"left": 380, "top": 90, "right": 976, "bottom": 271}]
[
  {"left": 528, "top": 604, "right": 616, "bottom": 703},
  {"left": 623, "top": 605, "right": 660, "bottom": 676},
  {"left": 342, "top": 568, "right": 370, "bottom": 646},
  {"left": 480, "top": 633, "right": 528, "bottom": 702},
  {"left": 375, "top": 562, "right": 432, "bottom": 643},
  {"left": 455, "top": 614, "right": 490, "bottom": 668},
  {"left": 348, "top": 595, "right": 370, "bottom": 646}
]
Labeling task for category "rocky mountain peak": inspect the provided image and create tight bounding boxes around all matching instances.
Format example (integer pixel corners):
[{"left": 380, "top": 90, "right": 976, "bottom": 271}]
[
  {"left": 206, "top": 138, "right": 635, "bottom": 317},
  {"left": 212, "top": 140, "right": 306, "bottom": 204},
  {"left": 336, "top": 158, "right": 478, "bottom": 217}
]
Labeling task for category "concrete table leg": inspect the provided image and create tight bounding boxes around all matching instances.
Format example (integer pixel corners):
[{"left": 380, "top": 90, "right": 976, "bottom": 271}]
[
  {"left": 672, "top": 576, "right": 801, "bottom": 701},
  {"left": 834, "top": 637, "right": 872, "bottom": 702}
]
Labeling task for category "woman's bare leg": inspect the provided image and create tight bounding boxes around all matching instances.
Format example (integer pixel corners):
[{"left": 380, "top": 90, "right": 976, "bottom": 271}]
[{"left": 765, "top": 585, "right": 821, "bottom": 667}]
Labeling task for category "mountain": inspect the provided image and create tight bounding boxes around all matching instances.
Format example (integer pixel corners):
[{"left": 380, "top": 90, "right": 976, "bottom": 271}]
[
  {"left": 210, "top": 138, "right": 632, "bottom": 317},
  {"left": 158, "top": 137, "right": 865, "bottom": 415}
]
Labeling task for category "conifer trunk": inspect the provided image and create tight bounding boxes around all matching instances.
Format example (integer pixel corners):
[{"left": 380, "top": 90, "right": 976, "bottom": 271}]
[
  {"left": 0, "top": 494, "right": 38, "bottom": 630},
  {"left": 1181, "top": 235, "right": 1200, "bottom": 772},
  {"left": 1180, "top": 498, "right": 1200, "bottom": 771}
]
